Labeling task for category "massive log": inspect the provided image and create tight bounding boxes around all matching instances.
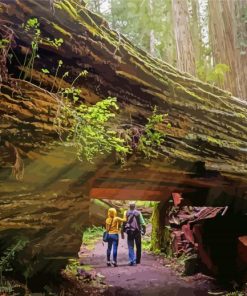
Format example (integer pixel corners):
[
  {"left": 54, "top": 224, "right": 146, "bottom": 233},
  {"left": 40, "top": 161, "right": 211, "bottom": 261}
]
[
  {"left": 0, "top": 0, "right": 246, "bottom": 176},
  {"left": 0, "top": 0, "right": 247, "bottom": 285}
]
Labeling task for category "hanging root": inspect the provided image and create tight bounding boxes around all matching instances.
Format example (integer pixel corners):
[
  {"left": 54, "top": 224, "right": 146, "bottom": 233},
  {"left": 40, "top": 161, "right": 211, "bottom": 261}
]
[
  {"left": 12, "top": 146, "right": 25, "bottom": 181},
  {"left": 0, "top": 21, "right": 15, "bottom": 84},
  {"left": 5, "top": 141, "right": 25, "bottom": 181}
]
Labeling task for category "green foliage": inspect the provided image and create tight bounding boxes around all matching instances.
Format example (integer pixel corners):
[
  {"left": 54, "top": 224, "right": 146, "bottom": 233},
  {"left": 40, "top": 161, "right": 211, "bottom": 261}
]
[
  {"left": 87, "top": 0, "right": 175, "bottom": 60},
  {"left": 51, "top": 59, "right": 63, "bottom": 92},
  {"left": 136, "top": 201, "right": 156, "bottom": 208},
  {"left": 0, "top": 279, "right": 13, "bottom": 294},
  {"left": 82, "top": 226, "right": 104, "bottom": 250},
  {"left": 56, "top": 96, "right": 130, "bottom": 162},
  {"left": 138, "top": 106, "right": 168, "bottom": 159},
  {"left": 142, "top": 232, "right": 151, "bottom": 251},
  {"left": 24, "top": 17, "right": 39, "bottom": 31},
  {"left": 197, "top": 59, "right": 230, "bottom": 85},
  {"left": 20, "top": 18, "right": 63, "bottom": 81},
  {"left": 22, "top": 18, "right": 41, "bottom": 80},
  {"left": 0, "top": 239, "right": 28, "bottom": 286},
  {"left": 71, "top": 70, "right": 88, "bottom": 87},
  {"left": 41, "top": 68, "right": 50, "bottom": 74},
  {"left": 65, "top": 258, "right": 92, "bottom": 275},
  {"left": 207, "top": 63, "right": 230, "bottom": 85},
  {"left": 0, "top": 38, "right": 10, "bottom": 49},
  {"left": 52, "top": 38, "right": 64, "bottom": 48}
]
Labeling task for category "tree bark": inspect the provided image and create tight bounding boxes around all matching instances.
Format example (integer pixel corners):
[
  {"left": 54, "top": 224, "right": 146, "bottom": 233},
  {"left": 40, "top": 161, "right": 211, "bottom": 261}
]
[
  {"left": 148, "top": 0, "right": 155, "bottom": 56},
  {"left": 150, "top": 201, "right": 172, "bottom": 254},
  {"left": 0, "top": 0, "right": 247, "bottom": 182},
  {"left": 190, "top": 0, "right": 202, "bottom": 65},
  {"left": 208, "top": 0, "right": 247, "bottom": 99},
  {"left": 172, "top": 0, "right": 196, "bottom": 75}
]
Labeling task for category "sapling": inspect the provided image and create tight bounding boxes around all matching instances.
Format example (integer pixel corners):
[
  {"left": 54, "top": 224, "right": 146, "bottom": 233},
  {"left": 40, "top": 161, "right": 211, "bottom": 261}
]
[
  {"left": 51, "top": 59, "right": 63, "bottom": 92},
  {"left": 71, "top": 70, "right": 88, "bottom": 87},
  {"left": 57, "top": 71, "right": 69, "bottom": 92},
  {"left": 39, "top": 68, "right": 50, "bottom": 87}
]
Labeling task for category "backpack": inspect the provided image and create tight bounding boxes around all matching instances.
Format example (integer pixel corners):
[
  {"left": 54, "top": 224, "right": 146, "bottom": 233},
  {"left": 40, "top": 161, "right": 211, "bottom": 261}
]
[{"left": 124, "top": 211, "right": 141, "bottom": 235}]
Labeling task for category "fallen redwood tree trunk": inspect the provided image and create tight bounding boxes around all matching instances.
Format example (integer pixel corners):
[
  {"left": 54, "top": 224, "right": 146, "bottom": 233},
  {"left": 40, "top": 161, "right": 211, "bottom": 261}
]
[{"left": 1, "top": 0, "right": 247, "bottom": 179}]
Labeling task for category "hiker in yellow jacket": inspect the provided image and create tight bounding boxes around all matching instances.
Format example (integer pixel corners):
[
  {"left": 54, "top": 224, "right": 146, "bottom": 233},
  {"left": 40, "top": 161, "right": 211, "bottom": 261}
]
[{"left": 105, "top": 208, "right": 126, "bottom": 267}]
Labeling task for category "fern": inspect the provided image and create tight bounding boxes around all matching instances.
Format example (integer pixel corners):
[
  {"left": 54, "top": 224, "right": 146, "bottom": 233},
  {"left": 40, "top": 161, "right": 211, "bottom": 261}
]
[{"left": 0, "top": 239, "right": 28, "bottom": 285}]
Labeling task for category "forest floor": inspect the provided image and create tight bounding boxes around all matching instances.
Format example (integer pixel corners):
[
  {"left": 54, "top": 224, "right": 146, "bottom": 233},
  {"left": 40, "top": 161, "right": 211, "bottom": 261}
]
[{"left": 74, "top": 235, "right": 225, "bottom": 296}]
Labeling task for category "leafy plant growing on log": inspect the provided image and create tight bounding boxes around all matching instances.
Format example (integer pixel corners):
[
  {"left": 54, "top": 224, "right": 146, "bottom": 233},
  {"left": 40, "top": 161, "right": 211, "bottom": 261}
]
[
  {"left": 71, "top": 70, "right": 88, "bottom": 87},
  {"left": 55, "top": 93, "right": 170, "bottom": 164},
  {"left": 51, "top": 59, "right": 63, "bottom": 92},
  {"left": 39, "top": 68, "right": 50, "bottom": 87},
  {"left": 21, "top": 18, "right": 40, "bottom": 81},
  {"left": 138, "top": 106, "right": 169, "bottom": 159},
  {"left": 55, "top": 95, "right": 130, "bottom": 162},
  {"left": 20, "top": 18, "right": 63, "bottom": 81},
  {"left": 0, "top": 38, "right": 9, "bottom": 50}
]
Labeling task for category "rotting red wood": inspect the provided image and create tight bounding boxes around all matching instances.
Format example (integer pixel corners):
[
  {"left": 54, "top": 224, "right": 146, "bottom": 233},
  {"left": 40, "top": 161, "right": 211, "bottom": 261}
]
[
  {"left": 238, "top": 236, "right": 247, "bottom": 265},
  {"left": 169, "top": 204, "right": 226, "bottom": 274},
  {"left": 90, "top": 187, "right": 170, "bottom": 201}
]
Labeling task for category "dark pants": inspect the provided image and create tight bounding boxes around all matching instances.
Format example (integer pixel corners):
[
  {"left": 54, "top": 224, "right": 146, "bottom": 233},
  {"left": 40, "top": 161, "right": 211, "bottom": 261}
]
[
  {"left": 127, "top": 231, "right": 142, "bottom": 264},
  {"left": 107, "top": 234, "right": 119, "bottom": 262}
]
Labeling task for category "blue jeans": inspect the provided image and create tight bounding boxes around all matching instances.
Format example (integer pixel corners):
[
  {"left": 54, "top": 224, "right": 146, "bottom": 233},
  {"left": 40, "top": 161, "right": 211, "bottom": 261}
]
[
  {"left": 127, "top": 232, "right": 142, "bottom": 264},
  {"left": 107, "top": 234, "right": 119, "bottom": 262}
]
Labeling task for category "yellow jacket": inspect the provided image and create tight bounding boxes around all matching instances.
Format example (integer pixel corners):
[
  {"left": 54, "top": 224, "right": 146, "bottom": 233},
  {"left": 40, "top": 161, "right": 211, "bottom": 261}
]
[{"left": 105, "top": 208, "right": 126, "bottom": 234}]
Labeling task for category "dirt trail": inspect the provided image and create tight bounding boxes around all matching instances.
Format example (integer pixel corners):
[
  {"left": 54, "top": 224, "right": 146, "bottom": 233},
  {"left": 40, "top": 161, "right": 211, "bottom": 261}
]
[{"left": 83, "top": 236, "right": 215, "bottom": 296}]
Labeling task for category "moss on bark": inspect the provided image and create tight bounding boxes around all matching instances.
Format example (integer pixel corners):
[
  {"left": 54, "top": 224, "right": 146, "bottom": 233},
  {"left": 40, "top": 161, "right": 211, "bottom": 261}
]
[{"left": 150, "top": 201, "right": 172, "bottom": 254}]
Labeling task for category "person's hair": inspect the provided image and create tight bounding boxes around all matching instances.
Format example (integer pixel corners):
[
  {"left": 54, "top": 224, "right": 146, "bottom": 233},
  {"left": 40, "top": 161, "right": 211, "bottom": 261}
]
[{"left": 129, "top": 202, "right": 136, "bottom": 210}]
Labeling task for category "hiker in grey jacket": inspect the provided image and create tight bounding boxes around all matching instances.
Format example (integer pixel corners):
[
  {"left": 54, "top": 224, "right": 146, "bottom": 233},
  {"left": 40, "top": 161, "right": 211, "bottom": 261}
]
[{"left": 121, "top": 202, "right": 146, "bottom": 265}]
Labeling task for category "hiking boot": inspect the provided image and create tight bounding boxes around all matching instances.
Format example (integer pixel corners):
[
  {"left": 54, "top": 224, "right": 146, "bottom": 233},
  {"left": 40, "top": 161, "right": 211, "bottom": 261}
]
[
  {"left": 112, "top": 261, "right": 118, "bottom": 267},
  {"left": 107, "top": 261, "right": 111, "bottom": 267}
]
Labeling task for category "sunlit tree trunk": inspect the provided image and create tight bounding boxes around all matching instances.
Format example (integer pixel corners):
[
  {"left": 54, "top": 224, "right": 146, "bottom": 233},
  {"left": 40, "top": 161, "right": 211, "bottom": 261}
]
[
  {"left": 110, "top": 0, "right": 116, "bottom": 29},
  {"left": 148, "top": 0, "right": 155, "bottom": 56},
  {"left": 87, "top": 0, "right": 101, "bottom": 13},
  {"left": 234, "top": 0, "right": 247, "bottom": 99},
  {"left": 190, "top": 0, "right": 202, "bottom": 66},
  {"left": 208, "top": 0, "right": 247, "bottom": 99},
  {"left": 172, "top": 0, "right": 196, "bottom": 75}
]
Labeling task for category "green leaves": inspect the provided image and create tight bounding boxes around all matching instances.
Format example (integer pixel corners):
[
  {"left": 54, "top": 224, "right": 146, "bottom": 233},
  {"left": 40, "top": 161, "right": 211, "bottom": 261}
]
[
  {"left": 53, "top": 37, "right": 64, "bottom": 48},
  {"left": 55, "top": 96, "right": 130, "bottom": 163},
  {"left": 60, "top": 87, "right": 81, "bottom": 102},
  {"left": 0, "top": 239, "right": 28, "bottom": 285},
  {"left": 25, "top": 17, "right": 39, "bottom": 29},
  {"left": 41, "top": 68, "right": 50, "bottom": 74},
  {"left": 207, "top": 63, "right": 230, "bottom": 85},
  {"left": 96, "top": 0, "right": 173, "bottom": 59},
  {"left": 197, "top": 61, "right": 230, "bottom": 85},
  {"left": 55, "top": 94, "right": 169, "bottom": 164},
  {"left": 0, "top": 39, "right": 10, "bottom": 49},
  {"left": 138, "top": 106, "right": 167, "bottom": 159}
]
